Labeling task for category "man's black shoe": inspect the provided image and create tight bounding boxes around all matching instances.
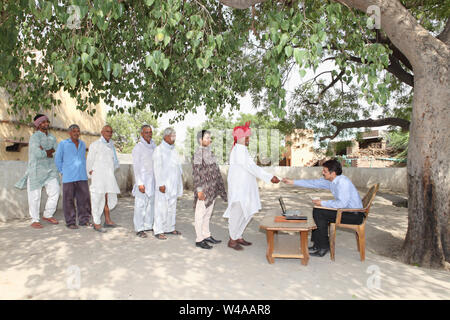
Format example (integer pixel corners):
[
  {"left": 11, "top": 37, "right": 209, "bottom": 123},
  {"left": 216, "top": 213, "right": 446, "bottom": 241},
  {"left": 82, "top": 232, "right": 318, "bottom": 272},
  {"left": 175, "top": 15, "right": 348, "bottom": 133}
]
[
  {"left": 310, "top": 248, "right": 330, "bottom": 257},
  {"left": 196, "top": 240, "right": 212, "bottom": 249},
  {"left": 308, "top": 244, "right": 319, "bottom": 252},
  {"left": 204, "top": 236, "right": 222, "bottom": 244}
]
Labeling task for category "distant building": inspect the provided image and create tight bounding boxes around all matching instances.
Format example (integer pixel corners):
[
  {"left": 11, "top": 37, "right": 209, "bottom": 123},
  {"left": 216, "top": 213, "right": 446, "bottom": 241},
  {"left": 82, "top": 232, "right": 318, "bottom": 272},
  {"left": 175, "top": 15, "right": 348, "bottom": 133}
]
[
  {"left": 0, "top": 87, "right": 106, "bottom": 161},
  {"left": 284, "top": 129, "right": 318, "bottom": 167}
]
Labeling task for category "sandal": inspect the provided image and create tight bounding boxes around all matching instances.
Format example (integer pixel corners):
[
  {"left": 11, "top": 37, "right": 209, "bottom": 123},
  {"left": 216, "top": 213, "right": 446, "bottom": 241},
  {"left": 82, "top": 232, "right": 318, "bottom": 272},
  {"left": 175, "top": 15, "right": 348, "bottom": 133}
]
[
  {"left": 94, "top": 226, "right": 106, "bottom": 233},
  {"left": 42, "top": 217, "right": 59, "bottom": 225},
  {"left": 79, "top": 222, "right": 93, "bottom": 227},
  {"left": 31, "top": 222, "right": 43, "bottom": 229},
  {"left": 104, "top": 223, "right": 118, "bottom": 228},
  {"left": 66, "top": 224, "right": 79, "bottom": 229},
  {"left": 164, "top": 230, "right": 181, "bottom": 235},
  {"left": 154, "top": 233, "right": 167, "bottom": 240},
  {"left": 136, "top": 231, "right": 147, "bottom": 238}
]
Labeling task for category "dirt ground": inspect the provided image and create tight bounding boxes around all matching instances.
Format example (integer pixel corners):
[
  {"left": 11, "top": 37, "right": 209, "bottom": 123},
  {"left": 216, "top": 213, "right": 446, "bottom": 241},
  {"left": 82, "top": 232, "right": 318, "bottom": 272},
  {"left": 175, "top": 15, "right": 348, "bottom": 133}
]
[{"left": 0, "top": 186, "right": 448, "bottom": 300}]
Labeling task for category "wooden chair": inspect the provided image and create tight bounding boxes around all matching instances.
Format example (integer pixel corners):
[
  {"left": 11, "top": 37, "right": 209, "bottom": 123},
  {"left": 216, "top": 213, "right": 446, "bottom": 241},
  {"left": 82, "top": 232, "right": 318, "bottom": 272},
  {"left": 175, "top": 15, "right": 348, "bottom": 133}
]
[{"left": 315, "top": 183, "right": 380, "bottom": 262}]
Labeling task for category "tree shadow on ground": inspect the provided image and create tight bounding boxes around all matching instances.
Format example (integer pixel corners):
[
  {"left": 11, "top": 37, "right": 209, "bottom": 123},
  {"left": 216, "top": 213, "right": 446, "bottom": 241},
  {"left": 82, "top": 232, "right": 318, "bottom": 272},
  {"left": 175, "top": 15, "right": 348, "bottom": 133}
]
[{"left": 0, "top": 186, "right": 448, "bottom": 300}]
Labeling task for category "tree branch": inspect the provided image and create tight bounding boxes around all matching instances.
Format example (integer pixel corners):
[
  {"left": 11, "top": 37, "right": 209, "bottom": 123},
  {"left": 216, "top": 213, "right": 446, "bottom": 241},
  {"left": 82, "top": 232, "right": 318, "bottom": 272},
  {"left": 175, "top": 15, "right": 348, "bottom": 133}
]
[
  {"left": 437, "top": 19, "right": 450, "bottom": 47},
  {"left": 319, "top": 69, "right": 345, "bottom": 98},
  {"left": 319, "top": 117, "right": 411, "bottom": 141},
  {"left": 218, "top": 0, "right": 267, "bottom": 9}
]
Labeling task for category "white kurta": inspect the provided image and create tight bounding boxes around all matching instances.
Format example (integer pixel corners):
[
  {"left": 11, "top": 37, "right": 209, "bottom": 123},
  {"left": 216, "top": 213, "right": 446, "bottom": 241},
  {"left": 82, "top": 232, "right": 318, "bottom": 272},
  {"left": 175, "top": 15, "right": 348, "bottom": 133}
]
[
  {"left": 152, "top": 140, "right": 183, "bottom": 234},
  {"left": 132, "top": 138, "right": 157, "bottom": 232},
  {"left": 223, "top": 143, "right": 273, "bottom": 220},
  {"left": 86, "top": 138, "right": 121, "bottom": 224}
]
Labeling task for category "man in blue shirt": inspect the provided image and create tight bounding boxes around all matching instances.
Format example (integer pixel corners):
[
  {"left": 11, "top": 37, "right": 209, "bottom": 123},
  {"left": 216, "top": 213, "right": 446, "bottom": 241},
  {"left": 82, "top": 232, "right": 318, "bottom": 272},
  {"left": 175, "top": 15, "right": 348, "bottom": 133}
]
[
  {"left": 283, "top": 159, "right": 364, "bottom": 257},
  {"left": 54, "top": 124, "right": 92, "bottom": 229}
]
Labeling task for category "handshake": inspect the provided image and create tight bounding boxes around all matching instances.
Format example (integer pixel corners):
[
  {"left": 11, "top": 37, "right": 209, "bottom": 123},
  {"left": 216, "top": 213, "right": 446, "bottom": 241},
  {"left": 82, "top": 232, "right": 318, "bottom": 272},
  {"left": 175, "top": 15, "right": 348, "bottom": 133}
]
[{"left": 270, "top": 177, "right": 295, "bottom": 184}]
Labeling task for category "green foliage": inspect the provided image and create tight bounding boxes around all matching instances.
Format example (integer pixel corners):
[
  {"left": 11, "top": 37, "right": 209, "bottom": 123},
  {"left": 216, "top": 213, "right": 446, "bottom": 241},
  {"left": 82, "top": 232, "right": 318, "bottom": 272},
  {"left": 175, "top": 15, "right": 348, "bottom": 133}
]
[
  {"left": 0, "top": 0, "right": 254, "bottom": 121},
  {"left": 0, "top": 0, "right": 445, "bottom": 135},
  {"left": 386, "top": 130, "right": 409, "bottom": 158},
  {"left": 106, "top": 109, "right": 159, "bottom": 153}
]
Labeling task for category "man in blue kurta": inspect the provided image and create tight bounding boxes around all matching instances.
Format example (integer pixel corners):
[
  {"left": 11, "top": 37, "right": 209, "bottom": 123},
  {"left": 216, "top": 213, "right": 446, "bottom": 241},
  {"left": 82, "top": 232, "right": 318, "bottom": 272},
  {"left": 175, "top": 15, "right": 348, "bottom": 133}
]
[
  {"left": 15, "top": 114, "right": 60, "bottom": 229},
  {"left": 54, "top": 124, "right": 92, "bottom": 229},
  {"left": 283, "top": 159, "right": 364, "bottom": 257}
]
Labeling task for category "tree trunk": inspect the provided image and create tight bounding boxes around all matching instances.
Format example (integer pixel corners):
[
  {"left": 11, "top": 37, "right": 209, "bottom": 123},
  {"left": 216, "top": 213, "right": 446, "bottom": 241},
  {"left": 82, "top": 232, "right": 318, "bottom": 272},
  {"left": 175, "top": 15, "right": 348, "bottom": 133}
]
[
  {"left": 403, "top": 52, "right": 450, "bottom": 269},
  {"left": 220, "top": 0, "right": 450, "bottom": 268}
]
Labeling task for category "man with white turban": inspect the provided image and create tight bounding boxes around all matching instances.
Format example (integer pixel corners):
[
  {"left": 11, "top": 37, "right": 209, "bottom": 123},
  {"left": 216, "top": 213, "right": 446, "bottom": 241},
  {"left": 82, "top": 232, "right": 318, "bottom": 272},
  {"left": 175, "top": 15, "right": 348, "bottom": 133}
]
[
  {"left": 132, "top": 124, "right": 157, "bottom": 238},
  {"left": 86, "top": 125, "right": 121, "bottom": 233},
  {"left": 152, "top": 127, "right": 183, "bottom": 240},
  {"left": 224, "top": 121, "right": 280, "bottom": 250}
]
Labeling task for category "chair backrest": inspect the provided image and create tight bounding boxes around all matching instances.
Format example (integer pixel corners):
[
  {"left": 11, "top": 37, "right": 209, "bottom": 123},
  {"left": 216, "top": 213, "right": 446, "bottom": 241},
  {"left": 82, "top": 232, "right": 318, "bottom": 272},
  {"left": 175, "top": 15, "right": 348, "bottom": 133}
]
[{"left": 361, "top": 183, "right": 380, "bottom": 214}]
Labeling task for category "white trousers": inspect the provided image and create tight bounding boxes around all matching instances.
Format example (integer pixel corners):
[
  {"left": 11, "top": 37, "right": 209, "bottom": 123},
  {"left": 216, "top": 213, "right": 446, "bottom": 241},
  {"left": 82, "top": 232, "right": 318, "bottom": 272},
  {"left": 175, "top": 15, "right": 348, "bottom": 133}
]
[
  {"left": 228, "top": 202, "right": 252, "bottom": 240},
  {"left": 27, "top": 178, "right": 60, "bottom": 223},
  {"left": 194, "top": 199, "right": 215, "bottom": 242},
  {"left": 153, "top": 191, "right": 177, "bottom": 235},
  {"left": 90, "top": 192, "right": 118, "bottom": 225},
  {"left": 133, "top": 192, "right": 155, "bottom": 232}
]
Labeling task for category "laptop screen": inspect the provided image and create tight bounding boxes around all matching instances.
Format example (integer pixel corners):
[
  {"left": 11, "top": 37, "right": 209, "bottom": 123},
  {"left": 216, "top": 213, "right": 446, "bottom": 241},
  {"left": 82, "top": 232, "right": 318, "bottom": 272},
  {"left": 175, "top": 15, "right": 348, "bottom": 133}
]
[{"left": 278, "top": 197, "right": 286, "bottom": 215}]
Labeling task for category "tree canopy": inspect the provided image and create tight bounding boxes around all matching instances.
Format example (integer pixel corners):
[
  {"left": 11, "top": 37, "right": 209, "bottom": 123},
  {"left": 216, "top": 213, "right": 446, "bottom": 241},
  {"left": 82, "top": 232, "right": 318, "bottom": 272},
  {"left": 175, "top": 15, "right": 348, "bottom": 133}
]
[{"left": 2, "top": 0, "right": 447, "bottom": 128}]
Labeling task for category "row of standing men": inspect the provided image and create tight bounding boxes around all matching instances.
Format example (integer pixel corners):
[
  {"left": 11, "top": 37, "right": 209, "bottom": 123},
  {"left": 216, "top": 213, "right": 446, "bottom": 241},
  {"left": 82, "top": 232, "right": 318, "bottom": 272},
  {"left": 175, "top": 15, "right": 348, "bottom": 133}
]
[{"left": 15, "top": 115, "right": 282, "bottom": 250}]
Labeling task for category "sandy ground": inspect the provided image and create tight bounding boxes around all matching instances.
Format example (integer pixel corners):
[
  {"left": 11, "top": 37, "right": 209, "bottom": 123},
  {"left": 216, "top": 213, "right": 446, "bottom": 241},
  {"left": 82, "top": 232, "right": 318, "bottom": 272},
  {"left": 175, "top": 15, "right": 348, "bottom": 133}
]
[{"left": 0, "top": 186, "right": 449, "bottom": 300}]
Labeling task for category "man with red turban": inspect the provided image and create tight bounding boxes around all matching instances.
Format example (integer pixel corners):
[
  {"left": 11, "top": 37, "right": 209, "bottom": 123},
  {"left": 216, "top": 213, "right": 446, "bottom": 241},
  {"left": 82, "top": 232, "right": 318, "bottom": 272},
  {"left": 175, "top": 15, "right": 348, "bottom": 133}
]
[
  {"left": 223, "top": 121, "right": 280, "bottom": 250},
  {"left": 15, "top": 114, "right": 60, "bottom": 228}
]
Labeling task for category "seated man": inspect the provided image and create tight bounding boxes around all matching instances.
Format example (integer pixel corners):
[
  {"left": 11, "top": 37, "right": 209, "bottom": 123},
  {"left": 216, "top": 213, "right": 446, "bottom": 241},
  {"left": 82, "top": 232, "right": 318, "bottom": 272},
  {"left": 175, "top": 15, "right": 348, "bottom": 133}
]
[{"left": 282, "top": 159, "right": 364, "bottom": 257}]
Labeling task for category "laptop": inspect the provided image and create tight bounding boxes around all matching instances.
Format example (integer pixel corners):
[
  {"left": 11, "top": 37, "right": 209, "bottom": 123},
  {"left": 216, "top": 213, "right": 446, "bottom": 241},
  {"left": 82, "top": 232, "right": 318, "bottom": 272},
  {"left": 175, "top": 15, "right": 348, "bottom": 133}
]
[{"left": 278, "top": 197, "right": 307, "bottom": 220}]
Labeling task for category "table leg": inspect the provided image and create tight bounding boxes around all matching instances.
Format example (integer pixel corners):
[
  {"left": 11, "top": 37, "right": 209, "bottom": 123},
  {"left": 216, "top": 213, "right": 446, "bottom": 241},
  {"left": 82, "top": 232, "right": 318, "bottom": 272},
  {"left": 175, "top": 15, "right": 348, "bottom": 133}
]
[
  {"left": 300, "top": 231, "right": 309, "bottom": 266},
  {"left": 266, "top": 230, "right": 275, "bottom": 264}
]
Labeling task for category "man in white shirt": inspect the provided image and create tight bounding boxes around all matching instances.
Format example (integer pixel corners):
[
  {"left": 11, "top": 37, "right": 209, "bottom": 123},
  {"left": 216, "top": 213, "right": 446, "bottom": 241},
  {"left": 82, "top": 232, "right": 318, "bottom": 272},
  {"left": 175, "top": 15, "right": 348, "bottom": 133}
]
[
  {"left": 224, "top": 122, "right": 280, "bottom": 250},
  {"left": 87, "top": 125, "right": 121, "bottom": 233},
  {"left": 152, "top": 127, "right": 183, "bottom": 240},
  {"left": 132, "top": 125, "right": 157, "bottom": 238}
]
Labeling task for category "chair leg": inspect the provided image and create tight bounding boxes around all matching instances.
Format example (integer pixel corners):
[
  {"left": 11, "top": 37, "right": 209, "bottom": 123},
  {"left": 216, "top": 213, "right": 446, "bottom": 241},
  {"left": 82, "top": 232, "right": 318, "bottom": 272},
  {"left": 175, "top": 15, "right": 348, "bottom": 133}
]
[
  {"left": 329, "top": 223, "right": 336, "bottom": 261},
  {"left": 358, "top": 229, "right": 365, "bottom": 262},
  {"left": 355, "top": 232, "right": 360, "bottom": 252}
]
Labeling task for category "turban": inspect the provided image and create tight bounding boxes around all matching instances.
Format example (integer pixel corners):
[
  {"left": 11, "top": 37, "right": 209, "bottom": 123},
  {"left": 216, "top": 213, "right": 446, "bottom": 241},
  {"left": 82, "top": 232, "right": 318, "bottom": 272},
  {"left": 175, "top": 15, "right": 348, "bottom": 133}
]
[
  {"left": 232, "top": 121, "right": 251, "bottom": 145},
  {"left": 33, "top": 115, "right": 49, "bottom": 128}
]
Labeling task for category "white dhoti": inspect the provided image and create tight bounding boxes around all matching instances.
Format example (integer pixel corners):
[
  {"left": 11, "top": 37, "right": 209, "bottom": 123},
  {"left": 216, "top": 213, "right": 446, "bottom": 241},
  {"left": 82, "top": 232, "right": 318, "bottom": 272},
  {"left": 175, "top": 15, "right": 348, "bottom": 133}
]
[
  {"left": 194, "top": 199, "right": 215, "bottom": 242},
  {"left": 133, "top": 192, "right": 155, "bottom": 232},
  {"left": 90, "top": 192, "right": 118, "bottom": 225},
  {"left": 27, "top": 177, "right": 60, "bottom": 223},
  {"left": 153, "top": 191, "right": 178, "bottom": 235},
  {"left": 228, "top": 202, "right": 252, "bottom": 240}
]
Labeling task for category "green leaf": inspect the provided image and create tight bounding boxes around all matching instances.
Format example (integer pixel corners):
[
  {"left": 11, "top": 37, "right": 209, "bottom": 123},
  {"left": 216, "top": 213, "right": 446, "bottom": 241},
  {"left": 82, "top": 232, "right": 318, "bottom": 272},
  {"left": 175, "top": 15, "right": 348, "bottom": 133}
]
[
  {"left": 162, "top": 58, "right": 170, "bottom": 71},
  {"left": 81, "top": 53, "right": 89, "bottom": 65},
  {"left": 68, "top": 76, "right": 76, "bottom": 89},
  {"left": 299, "top": 69, "right": 306, "bottom": 78},
  {"left": 294, "top": 48, "right": 307, "bottom": 66},
  {"left": 284, "top": 46, "right": 293, "bottom": 58},
  {"left": 216, "top": 35, "right": 223, "bottom": 49},
  {"left": 112, "top": 63, "right": 122, "bottom": 77},
  {"left": 145, "top": 0, "right": 154, "bottom": 7}
]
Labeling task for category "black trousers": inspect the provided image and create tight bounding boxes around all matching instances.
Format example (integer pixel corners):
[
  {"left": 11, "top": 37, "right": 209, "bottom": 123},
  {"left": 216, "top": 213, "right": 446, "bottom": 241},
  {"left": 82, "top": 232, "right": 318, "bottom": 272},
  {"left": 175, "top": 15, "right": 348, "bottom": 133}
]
[
  {"left": 311, "top": 208, "right": 365, "bottom": 249},
  {"left": 63, "top": 180, "right": 92, "bottom": 226}
]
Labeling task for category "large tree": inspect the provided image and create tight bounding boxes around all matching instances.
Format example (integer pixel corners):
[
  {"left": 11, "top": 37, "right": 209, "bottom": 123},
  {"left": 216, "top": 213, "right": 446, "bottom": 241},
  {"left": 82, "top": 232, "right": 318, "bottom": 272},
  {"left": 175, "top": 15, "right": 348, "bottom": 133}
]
[{"left": 0, "top": 1, "right": 448, "bottom": 268}]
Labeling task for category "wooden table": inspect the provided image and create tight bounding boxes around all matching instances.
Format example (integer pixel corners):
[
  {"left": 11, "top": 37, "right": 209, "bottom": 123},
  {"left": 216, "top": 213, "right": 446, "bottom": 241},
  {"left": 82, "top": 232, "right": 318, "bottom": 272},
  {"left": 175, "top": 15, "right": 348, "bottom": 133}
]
[{"left": 259, "top": 210, "right": 316, "bottom": 266}]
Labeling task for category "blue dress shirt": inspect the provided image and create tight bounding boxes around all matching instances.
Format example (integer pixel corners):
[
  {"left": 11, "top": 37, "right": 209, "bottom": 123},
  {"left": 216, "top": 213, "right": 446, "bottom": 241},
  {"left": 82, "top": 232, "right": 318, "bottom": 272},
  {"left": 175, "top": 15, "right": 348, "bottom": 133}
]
[
  {"left": 294, "top": 175, "right": 363, "bottom": 209},
  {"left": 54, "top": 139, "right": 88, "bottom": 183}
]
